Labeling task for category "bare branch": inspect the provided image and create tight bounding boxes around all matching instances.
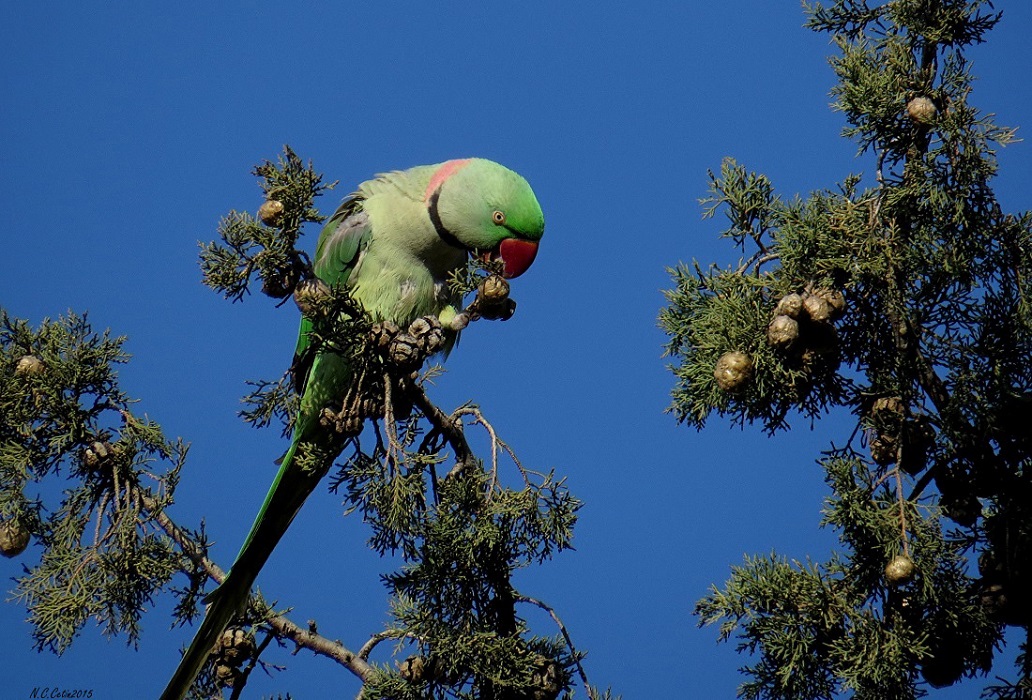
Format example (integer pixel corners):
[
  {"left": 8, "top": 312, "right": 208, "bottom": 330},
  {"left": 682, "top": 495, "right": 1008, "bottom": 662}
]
[
  {"left": 401, "top": 378, "right": 476, "bottom": 476},
  {"left": 357, "top": 628, "right": 421, "bottom": 661},
  {"left": 515, "top": 595, "right": 591, "bottom": 691},
  {"left": 138, "top": 488, "right": 375, "bottom": 682}
]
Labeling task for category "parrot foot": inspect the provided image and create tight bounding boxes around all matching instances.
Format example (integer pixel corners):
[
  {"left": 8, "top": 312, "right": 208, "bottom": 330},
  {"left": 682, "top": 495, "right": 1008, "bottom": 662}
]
[{"left": 320, "top": 406, "right": 364, "bottom": 436}]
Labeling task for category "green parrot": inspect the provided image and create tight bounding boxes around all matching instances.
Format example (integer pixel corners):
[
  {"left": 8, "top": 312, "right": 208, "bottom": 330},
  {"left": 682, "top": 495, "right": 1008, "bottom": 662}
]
[{"left": 160, "top": 158, "right": 544, "bottom": 700}]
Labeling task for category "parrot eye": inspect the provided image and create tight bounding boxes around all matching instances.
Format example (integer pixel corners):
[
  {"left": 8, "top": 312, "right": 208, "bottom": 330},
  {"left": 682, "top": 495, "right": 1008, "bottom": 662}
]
[{"left": 492, "top": 210, "right": 506, "bottom": 226}]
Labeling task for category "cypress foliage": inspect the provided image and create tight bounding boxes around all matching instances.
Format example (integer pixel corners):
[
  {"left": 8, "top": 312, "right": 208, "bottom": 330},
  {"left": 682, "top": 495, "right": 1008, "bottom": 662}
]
[{"left": 661, "top": 1, "right": 1032, "bottom": 696}]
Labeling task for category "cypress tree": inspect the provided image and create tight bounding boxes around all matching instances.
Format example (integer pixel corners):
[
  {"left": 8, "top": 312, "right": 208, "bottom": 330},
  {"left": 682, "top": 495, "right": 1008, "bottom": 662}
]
[{"left": 661, "top": 2, "right": 1032, "bottom": 696}]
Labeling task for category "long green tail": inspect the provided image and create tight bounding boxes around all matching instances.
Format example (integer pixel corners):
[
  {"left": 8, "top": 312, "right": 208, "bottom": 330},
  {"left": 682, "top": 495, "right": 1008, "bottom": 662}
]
[{"left": 159, "top": 438, "right": 326, "bottom": 700}]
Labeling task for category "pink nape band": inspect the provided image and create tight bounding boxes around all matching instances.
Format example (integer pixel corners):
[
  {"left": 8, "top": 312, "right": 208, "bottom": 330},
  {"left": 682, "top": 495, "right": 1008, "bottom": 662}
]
[{"left": 424, "top": 159, "right": 472, "bottom": 201}]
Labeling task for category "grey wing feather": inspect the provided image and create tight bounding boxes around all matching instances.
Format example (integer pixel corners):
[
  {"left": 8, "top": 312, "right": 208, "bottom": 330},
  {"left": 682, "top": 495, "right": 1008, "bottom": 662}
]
[{"left": 314, "top": 197, "right": 372, "bottom": 285}]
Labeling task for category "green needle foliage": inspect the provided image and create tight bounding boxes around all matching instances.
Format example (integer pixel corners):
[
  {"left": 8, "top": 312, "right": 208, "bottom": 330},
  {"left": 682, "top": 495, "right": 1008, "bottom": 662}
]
[
  {"left": 199, "top": 145, "right": 335, "bottom": 302},
  {"left": 0, "top": 311, "right": 191, "bottom": 652},
  {"left": 661, "top": 1, "right": 1032, "bottom": 697}
]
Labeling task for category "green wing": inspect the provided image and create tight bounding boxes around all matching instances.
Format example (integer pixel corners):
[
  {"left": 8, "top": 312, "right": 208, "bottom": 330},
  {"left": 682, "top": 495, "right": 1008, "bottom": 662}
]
[{"left": 291, "top": 197, "right": 372, "bottom": 395}]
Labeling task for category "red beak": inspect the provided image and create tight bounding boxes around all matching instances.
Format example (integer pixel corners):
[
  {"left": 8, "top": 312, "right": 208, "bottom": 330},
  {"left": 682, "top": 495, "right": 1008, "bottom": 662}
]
[{"left": 496, "top": 238, "right": 539, "bottom": 278}]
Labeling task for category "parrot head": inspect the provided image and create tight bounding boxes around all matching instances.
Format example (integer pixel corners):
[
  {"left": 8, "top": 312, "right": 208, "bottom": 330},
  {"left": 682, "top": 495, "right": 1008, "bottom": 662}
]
[{"left": 426, "top": 158, "right": 544, "bottom": 278}]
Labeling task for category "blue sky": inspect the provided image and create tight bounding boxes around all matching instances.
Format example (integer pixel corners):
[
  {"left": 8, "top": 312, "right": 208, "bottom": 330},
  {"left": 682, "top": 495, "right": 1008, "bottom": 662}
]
[{"left": 2, "top": 2, "right": 1031, "bottom": 698}]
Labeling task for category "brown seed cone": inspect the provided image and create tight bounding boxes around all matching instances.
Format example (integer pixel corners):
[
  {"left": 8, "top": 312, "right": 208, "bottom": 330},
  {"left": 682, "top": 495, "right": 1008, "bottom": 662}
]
[
  {"left": 774, "top": 293, "right": 805, "bottom": 319},
  {"left": 802, "top": 293, "right": 833, "bottom": 323},
  {"left": 767, "top": 315, "right": 800, "bottom": 350},
  {"left": 15, "top": 355, "right": 45, "bottom": 376},
  {"left": 407, "top": 317, "right": 434, "bottom": 338},
  {"left": 0, "top": 519, "right": 30, "bottom": 558},
  {"left": 340, "top": 414, "right": 364, "bottom": 436},
  {"left": 478, "top": 274, "right": 510, "bottom": 303},
  {"left": 713, "top": 351, "right": 754, "bottom": 393},
  {"left": 906, "top": 96, "right": 937, "bottom": 124},
  {"left": 398, "top": 655, "right": 460, "bottom": 685},
  {"left": 388, "top": 333, "right": 422, "bottom": 370},
  {"left": 215, "top": 663, "right": 242, "bottom": 688},
  {"left": 421, "top": 327, "right": 446, "bottom": 353},
  {"left": 218, "top": 627, "right": 256, "bottom": 666},
  {"left": 261, "top": 263, "right": 300, "bottom": 299},
  {"left": 399, "top": 656, "right": 427, "bottom": 683},
  {"left": 795, "top": 345, "right": 842, "bottom": 377},
  {"left": 870, "top": 432, "right": 898, "bottom": 466},
  {"left": 319, "top": 407, "right": 337, "bottom": 430},
  {"left": 884, "top": 554, "right": 915, "bottom": 586},
  {"left": 83, "top": 440, "right": 120, "bottom": 471},
  {"left": 478, "top": 297, "right": 517, "bottom": 321},
  {"left": 258, "top": 199, "right": 285, "bottom": 226},
  {"left": 320, "top": 408, "right": 363, "bottom": 436},
  {"left": 530, "top": 655, "right": 562, "bottom": 700},
  {"left": 293, "top": 278, "right": 331, "bottom": 317},
  {"left": 872, "top": 396, "right": 905, "bottom": 418},
  {"left": 370, "top": 321, "right": 401, "bottom": 351},
  {"left": 407, "top": 315, "right": 445, "bottom": 351},
  {"left": 869, "top": 397, "right": 904, "bottom": 443},
  {"left": 813, "top": 288, "right": 846, "bottom": 321},
  {"left": 408, "top": 316, "right": 446, "bottom": 354}
]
